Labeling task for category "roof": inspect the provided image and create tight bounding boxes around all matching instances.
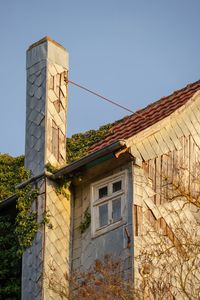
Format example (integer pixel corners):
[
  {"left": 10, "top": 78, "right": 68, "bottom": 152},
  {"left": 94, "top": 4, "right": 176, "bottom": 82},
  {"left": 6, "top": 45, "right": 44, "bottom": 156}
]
[{"left": 89, "top": 80, "right": 200, "bottom": 153}]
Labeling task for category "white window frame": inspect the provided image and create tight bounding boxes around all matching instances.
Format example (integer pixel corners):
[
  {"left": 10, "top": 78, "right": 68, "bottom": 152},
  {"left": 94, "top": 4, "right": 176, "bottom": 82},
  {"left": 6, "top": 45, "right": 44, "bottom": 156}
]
[{"left": 91, "top": 170, "right": 128, "bottom": 237}]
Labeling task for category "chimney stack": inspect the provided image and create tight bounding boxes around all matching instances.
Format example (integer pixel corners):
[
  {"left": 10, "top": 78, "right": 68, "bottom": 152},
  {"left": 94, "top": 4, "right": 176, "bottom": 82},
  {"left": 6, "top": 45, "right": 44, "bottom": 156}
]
[
  {"left": 25, "top": 37, "right": 68, "bottom": 176},
  {"left": 22, "top": 38, "right": 71, "bottom": 300}
]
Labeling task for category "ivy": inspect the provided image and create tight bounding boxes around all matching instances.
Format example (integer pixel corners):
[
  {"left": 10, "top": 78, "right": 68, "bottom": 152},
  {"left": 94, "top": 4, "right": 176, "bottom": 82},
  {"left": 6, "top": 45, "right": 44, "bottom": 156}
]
[
  {"left": 66, "top": 124, "right": 112, "bottom": 163},
  {"left": 15, "top": 185, "right": 39, "bottom": 252},
  {"left": 80, "top": 208, "right": 91, "bottom": 233},
  {"left": 0, "top": 216, "right": 21, "bottom": 299},
  {"left": 0, "top": 154, "right": 29, "bottom": 202},
  {"left": 0, "top": 183, "right": 49, "bottom": 299},
  {"left": 45, "top": 162, "right": 58, "bottom": 173},
  {"left": 42, "top": 210, "right": 53, "bottom": 229},
  {"left": 55, "top": 177, "right": 71, "bottom": 200},
  {"left": 0, "top": 154, "right": 29, "bottom": 299}
]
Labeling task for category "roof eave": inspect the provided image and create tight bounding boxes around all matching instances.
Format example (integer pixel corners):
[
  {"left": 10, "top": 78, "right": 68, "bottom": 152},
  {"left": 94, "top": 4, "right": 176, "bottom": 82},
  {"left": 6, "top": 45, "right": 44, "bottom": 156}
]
[
  {"left": 0, "top": 139, "right": 127, "bottom": 212},
  {"left": 52, "top": 139, "right": 127, "bottom": 179},
  {"left": 0, "top": 194, "right": 17, "bottom": 213}
]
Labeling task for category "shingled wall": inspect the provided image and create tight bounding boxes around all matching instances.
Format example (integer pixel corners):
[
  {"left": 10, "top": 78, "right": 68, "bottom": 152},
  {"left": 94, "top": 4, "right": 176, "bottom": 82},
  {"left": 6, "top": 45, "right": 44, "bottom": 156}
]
[{"left": 22, "top": 37, "right": 71, "bottom": 300}]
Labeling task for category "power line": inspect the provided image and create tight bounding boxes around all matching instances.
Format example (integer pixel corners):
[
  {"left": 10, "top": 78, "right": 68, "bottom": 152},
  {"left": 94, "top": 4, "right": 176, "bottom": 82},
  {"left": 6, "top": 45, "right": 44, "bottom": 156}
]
[{"left": 67, "top": 79, "right": 134, "bottom": 114}]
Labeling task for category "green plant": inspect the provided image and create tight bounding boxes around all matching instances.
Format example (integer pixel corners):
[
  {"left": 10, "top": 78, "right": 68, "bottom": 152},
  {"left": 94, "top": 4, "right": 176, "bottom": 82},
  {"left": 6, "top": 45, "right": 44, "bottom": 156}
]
[
  {"left": 46, "top": 255, "right": 134, "bottom": 300},
  {"left": 0, "top": 215, "right": 21, "bottom": 299},
  {"left": 55, "top": 177, "right": 71, "bottom": 200},
  {"left": 15, "top": 185, "right": 39, "bottom": 252},
  {"left": 80, "top": 208, "right": 91, "bottom": 233},
  {"left": 45, "top": 162, "right": 58, "bottom": 173},
  {"left": 66, "top": 124, "right": 112, "bottom": 163},
  {"left": 42, "top": 210, "right": 53, "bottom": 229},
  {"left": 0, "top": 154, "right": 29, "bottom": 202}
]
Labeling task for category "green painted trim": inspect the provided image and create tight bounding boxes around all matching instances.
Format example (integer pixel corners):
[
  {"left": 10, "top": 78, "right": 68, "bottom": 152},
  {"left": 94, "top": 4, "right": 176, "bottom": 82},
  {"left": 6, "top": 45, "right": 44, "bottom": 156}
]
[{"left": 85, "top": 153, "right": 114, "bottom": 170}]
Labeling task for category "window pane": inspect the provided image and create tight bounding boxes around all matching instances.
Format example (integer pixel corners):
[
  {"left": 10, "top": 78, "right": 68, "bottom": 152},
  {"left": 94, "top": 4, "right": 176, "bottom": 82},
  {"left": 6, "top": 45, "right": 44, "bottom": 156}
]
[
  {"left": 113, "top": 180, "right": 122, "bottom": 193},
  {"left": 99, "top": 203, "right": 108, "bottom": 227},
  {"left": 112, "top": 198, "right": 121, "bottom": 222},
  {"left": 98, "top": 186, "right": 108, "bottom": 198}
]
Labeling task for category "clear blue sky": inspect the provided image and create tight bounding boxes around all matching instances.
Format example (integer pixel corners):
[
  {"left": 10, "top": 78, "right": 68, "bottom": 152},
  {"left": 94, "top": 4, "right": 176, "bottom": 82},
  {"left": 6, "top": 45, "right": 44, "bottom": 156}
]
[{"left": 1, "top": 0, "right": 200, "bottom": 156}]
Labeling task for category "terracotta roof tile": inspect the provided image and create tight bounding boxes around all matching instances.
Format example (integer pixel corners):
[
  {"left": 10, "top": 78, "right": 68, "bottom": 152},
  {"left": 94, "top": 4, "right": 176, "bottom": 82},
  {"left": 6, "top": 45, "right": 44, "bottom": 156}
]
[{"left": 89, "top": 80, "right": 200, "bottom": 153}]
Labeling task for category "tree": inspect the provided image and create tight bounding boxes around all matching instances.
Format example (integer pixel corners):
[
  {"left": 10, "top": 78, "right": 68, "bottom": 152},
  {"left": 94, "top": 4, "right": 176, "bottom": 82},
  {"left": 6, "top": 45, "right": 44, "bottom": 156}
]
[
  {"left": 46, "top": 255, "right": 135, "bottom": 300},
  {"left": 0, "top": 154, "right": 28, "bottom": 202},
  {"left": 0, "top": 154, "right": 28, "bottom": 300},
  {"left": 0, "top": 216, "right": 21, "bottom": 299}
]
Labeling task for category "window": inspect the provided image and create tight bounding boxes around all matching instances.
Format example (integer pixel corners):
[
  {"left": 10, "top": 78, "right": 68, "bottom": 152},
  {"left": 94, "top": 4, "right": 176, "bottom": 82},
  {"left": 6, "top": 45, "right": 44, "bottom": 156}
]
[{"left": 91, "top": 171, "right": 127, "bottom": 237}]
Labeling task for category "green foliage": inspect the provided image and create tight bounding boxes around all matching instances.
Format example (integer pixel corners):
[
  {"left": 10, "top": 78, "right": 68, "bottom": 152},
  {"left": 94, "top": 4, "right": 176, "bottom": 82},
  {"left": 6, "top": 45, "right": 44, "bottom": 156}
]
[
  {"left": 0, "top": 184, "right": 41, "bottom": 299},
  {"left": 45, "top": 162, "right": 58, "bottom": 173},
  {"left": 0, "top": 154, "right": 29, "bottom": 202},
  {"left": 0, "top": 155, "right": 29, "bottom": 299},
  {"left": 42, "top": 210, "right": 53, "bottom": 229},
  {"left": 80, "top": 208, "right": 91, "bottom": 233},
  {"left": 0, "top": 215, "right": 21, "bottom": 299},
  {"left": 0, "top": 124, "right": 112, "bottom": 298},
  {"left": 55, "top": 177, "right": 71, "bottom": 200},
  {"left": 66, "top": 124, "right": 112, "bottom": 163},
  {"left": 15, "top": 185, "right": 39, "bottom": 252}
]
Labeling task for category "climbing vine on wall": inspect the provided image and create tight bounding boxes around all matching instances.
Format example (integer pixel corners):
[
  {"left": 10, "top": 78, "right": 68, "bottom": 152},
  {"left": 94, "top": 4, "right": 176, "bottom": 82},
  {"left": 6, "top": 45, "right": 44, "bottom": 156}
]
[
  {"left": 15, "top": 185, "right": 39, "bottom": 252},
  {"left": 45, "top": 163, "right": 72, "bottom": 200},
  {"left": 55, "top": 177, "right": 71, "bottom": 200},
  {"left": 80, "top": 208, "right": 91, "bottom": 233}
]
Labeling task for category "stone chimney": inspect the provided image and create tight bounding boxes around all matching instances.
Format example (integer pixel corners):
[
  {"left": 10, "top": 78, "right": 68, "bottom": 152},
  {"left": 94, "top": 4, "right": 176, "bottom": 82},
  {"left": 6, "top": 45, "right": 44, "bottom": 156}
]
[
  {"left": 22, "top": 38, "right": 71, "bottom": 300},
  {"left": 25, "top": 37, "right": 68, "bottom": 176}
]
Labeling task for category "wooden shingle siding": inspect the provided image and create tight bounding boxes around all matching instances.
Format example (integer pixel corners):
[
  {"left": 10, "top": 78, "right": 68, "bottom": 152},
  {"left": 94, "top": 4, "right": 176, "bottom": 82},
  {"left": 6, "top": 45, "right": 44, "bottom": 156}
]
[
  {"left": 134, "top": 205, "right": 139, "bottom": 236},
  {"left": 127, "top": 92, "right": 200, "bottom": 162},
  {"left": 133, "top": 93, "right": 200, "bottom": 253}
]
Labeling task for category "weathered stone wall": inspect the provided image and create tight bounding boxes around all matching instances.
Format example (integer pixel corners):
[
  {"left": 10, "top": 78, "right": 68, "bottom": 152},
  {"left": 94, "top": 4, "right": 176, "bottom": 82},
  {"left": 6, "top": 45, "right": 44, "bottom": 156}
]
[{"left": 71, "top": 163, "right": 133, "bottom": 278}]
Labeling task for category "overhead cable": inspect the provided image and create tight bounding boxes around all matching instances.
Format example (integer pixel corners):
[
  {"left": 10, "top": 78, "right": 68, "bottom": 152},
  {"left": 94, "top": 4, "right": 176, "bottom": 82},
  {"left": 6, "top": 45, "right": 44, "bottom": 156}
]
[{"left": 67, "top": 79, "right": 134, "bottom": 114}]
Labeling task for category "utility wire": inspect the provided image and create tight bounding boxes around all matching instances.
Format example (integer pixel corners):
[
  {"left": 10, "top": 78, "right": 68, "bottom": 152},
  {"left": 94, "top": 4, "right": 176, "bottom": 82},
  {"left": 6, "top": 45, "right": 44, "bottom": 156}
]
[{"left": 67, "top": 79, "right": 134, "bottom": 114}]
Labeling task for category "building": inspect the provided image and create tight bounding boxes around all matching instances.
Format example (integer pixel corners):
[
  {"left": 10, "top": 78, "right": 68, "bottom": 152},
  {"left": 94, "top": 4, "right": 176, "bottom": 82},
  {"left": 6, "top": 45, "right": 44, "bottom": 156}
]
[{"left": 1, "top": 37, "right": 200, "bottom": 299}]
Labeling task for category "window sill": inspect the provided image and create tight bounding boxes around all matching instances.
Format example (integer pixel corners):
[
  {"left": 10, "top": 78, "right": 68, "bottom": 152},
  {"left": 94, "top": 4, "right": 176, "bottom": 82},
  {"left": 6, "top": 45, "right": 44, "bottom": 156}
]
[{"left": 91, "top": 219, "right": 127, "bottom": 239}]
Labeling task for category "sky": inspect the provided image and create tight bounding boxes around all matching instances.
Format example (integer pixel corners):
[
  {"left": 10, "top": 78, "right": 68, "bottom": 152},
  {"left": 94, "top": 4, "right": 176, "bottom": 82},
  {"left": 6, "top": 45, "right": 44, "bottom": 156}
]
[{"left": 1, "top": 0, "right": 200, "bottom": 156}]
